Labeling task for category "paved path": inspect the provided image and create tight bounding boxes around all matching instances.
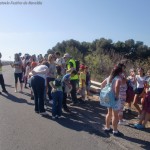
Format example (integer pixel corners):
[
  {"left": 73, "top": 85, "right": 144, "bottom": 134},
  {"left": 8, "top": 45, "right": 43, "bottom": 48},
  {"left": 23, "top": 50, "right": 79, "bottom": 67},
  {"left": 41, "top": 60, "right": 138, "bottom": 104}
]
[{"left": 0, "top": 66, "right": 150, "bottom": 150}]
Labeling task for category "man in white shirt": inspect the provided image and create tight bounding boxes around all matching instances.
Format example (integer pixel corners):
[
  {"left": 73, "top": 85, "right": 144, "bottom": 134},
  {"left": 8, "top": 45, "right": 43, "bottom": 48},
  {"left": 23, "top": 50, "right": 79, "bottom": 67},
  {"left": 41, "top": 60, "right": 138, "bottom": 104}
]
[{"left": 55, "top": 52, "right": 66, "bottom": 75}]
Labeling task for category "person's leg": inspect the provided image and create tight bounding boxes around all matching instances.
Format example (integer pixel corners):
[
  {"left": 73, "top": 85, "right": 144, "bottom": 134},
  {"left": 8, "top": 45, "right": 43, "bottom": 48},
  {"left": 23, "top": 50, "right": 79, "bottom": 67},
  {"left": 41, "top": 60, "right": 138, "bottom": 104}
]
[
  {"left": 14, "top": 73, "right": 18, "bottom": 92},
  {"left": 142, "top": 113, "right": 150, "bottom": 126},
  {"left": 0, "top": 74, "right": 7, "bottom": 92},
  {"left": 133, "top": 94, "right": 141, "bottom": 115},
  {"left": 118, "top": 100, "right": 125, "bottom": 122},
  {"left": 62, "top": 86, "right": 68, "bottom": 110},
  {"left": 138, "top": 111, "right": 145, "bottom": 124},
  {"left": 52, "top": 92, "right": 57, "bottom": 117},
  {"left": 18, "top": 73, "right": 23, "bottom": 92},
  {"left": 70, "top": 80, "right": 77, "bottom": 103},
  {"left": 57, "top": 91, "right": 63, "bottom": 116},
  {"left": 112, "top": 109, "right": 119, "bottom": 131},
  {"left": 105, "top": 108, "right": 112, "bottom": 129},
  {"left": 37, "top": 77, "right": 45, "bottom": 113},
  {"left": 31, "top": 76, "right": 39, "bottom": 112}
]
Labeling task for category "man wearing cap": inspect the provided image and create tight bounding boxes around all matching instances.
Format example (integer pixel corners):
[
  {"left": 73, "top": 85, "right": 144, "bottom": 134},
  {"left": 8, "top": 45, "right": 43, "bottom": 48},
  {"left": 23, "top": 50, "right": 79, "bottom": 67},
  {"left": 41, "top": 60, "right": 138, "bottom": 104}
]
[
  {"left": 0, "top": 52, "right": 8, "bottom": 94},
  {"left": 64, "top": 53, "right": 78, "bottom": 104}
]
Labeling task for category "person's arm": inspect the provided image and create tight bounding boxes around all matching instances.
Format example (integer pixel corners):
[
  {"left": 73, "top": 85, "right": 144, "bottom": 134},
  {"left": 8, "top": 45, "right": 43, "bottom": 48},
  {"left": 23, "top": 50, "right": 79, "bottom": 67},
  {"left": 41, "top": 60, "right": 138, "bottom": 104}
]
[
  {"left": 115, "top": 79, "right": 121, "bottom": 100},
  {"left": 101, "top": 78, "right": 107, "bottom": 89}
]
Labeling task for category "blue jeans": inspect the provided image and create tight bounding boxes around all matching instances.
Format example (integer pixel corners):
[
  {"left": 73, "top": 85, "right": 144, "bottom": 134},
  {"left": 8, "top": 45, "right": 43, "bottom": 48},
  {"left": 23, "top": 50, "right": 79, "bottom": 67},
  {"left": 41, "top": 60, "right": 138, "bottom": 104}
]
[
  {"left": 31, "top": 76, "right": 45, "bottom": 113},
  {"left": 52, "top": 91, "right": 63, "bottom": 116}
]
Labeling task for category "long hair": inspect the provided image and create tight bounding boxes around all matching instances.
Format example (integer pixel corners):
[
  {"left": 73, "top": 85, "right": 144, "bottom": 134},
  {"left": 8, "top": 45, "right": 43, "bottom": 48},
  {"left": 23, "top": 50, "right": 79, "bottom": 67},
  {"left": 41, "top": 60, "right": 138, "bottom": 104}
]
[
  {"left": 109, "top": 63, "right": 126, "bottom": 83},
  {"left": 48, "top": 54, "right": 54, "bottom": 63},
  {"left": 14, "top": 53, "right": 21, "bottom": 62}
]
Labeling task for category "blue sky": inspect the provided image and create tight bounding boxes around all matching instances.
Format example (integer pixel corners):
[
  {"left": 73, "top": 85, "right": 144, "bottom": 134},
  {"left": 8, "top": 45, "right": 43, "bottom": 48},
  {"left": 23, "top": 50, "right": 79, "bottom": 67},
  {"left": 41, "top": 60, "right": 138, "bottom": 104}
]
[{"left": 0, "top": 0, "right": 150, "bottom": 60}]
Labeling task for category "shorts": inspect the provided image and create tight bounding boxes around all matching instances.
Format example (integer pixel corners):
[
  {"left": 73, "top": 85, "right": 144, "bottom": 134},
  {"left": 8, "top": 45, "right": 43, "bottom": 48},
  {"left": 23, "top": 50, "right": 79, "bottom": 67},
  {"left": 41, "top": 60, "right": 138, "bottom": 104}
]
[
  {"left": 126, "top": 86, "right": 135, "bottom": 103},
  {"left": 14, "top": 73, "right": 23, "bottom": 83},
  {"left": 134, "top": 88, "right": 144, "bottom": 95}
]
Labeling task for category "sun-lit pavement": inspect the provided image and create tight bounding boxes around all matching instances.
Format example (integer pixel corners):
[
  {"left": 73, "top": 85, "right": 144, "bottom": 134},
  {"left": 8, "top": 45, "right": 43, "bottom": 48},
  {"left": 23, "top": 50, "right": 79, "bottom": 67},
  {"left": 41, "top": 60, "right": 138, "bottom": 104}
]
[{"left": 0, "top": 66, "right": 150, "bottom": 150}]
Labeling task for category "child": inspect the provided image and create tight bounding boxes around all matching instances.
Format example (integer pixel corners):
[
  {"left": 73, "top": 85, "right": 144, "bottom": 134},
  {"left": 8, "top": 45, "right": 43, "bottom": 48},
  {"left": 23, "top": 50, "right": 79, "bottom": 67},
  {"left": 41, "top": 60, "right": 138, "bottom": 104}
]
[
  {"left": 125, "top": 69, "right": 136, "bottom": 114},
  {"left": 62, "top": 70, "right": 77, "bottom": 112},
  {"left": 50, "top": 66, "right": 63, "bottom": 119},
  {"left": 118, "top": 73, "right": 128, "bottom": 125},
  {"left": 134, "top": 70, "right": 150, "bottom": 129},
  {"left": 24, "top": 61, "right": 31, "bottom": 88},
  {"left": 79, "top": 65, "right": 86, "bottom": 101}
]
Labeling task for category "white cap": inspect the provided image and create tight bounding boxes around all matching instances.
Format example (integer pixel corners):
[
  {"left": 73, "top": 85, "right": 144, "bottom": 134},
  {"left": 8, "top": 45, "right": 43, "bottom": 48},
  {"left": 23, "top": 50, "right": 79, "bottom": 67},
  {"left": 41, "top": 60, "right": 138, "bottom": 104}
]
[{"left": 63, "top": 53, "right": 71, "bottom": 58}]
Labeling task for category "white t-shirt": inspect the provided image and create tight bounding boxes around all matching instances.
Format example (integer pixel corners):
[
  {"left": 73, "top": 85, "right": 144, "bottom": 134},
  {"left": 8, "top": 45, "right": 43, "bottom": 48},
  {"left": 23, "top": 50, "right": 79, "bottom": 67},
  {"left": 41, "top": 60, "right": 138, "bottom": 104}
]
[
  {"left": 55, "top": 57, "right": 65, "bottom": 66},
  {"left": 33, "top": 65, "right": 48, "bottom": 85},
  {"left": 136, "top": 75, "right": 146, "bottom": 88}
]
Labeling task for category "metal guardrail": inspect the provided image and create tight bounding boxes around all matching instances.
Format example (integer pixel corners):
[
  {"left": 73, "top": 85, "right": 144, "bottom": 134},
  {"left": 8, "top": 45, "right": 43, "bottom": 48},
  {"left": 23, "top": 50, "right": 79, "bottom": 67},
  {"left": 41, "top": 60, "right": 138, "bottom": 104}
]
[
  {"left": 1, "top": 61, "right": 13, "bottom": 66},
  {"left": 90, "top": 80, "right": 101, "bottom": 93}
]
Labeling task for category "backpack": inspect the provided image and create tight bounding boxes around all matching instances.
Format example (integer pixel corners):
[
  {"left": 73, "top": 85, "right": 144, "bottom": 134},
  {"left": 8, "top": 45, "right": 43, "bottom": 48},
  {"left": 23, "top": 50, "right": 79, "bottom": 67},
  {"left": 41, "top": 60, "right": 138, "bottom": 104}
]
[
  {"left": 54, "top": 77, "right": 62, "bottom": 87},
  {"left": 75, "top": 60, "right": 80, "bottom": 72},
  {"left": 100, "top": 77, "right": 117, "bottom": 108}
]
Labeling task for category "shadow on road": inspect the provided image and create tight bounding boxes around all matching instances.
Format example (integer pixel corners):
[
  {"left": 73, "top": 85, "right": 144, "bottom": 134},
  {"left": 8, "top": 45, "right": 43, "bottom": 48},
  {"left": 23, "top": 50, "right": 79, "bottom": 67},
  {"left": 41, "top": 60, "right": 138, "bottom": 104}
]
[
  {"left": 1, "top": 92, "right": 34, "bottom": 106},
  {"left": 42, "top": 99, "right": 110, "bottom": 138},
  {"left": 121, "top": 135, "right": 150, "bottom": 149}
]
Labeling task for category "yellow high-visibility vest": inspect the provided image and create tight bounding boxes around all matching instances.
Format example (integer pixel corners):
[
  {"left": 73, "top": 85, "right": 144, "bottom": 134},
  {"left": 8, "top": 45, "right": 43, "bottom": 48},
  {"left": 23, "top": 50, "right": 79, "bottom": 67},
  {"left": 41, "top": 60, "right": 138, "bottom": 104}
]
[{"left": 67, "top": 59, "right": 78, "bottom": 80}]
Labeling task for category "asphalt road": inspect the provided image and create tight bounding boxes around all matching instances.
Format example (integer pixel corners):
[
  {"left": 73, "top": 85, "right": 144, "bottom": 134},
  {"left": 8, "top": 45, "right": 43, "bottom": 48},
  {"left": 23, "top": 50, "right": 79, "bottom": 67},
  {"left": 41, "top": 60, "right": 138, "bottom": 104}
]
[{"left": 0, "top": 66, "right": 150, "bottom": 150}]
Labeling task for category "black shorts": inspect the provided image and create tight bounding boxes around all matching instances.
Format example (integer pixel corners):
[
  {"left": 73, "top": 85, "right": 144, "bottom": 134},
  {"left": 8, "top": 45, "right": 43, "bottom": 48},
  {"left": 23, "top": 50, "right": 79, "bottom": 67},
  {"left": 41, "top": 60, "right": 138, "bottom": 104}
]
[
  {"left": 14, "top": 73, "right": 23, "bottom": 83},
  {"left": 134, "top": 88, "right": 144, "bottom": 95}
]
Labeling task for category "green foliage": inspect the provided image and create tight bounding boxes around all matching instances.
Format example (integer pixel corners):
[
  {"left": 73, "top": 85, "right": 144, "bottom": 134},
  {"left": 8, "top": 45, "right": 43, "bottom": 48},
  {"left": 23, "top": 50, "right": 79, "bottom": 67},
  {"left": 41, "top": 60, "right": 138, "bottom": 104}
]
[{"left": 46, "top": 38, "right": 150, "bottom": 81}]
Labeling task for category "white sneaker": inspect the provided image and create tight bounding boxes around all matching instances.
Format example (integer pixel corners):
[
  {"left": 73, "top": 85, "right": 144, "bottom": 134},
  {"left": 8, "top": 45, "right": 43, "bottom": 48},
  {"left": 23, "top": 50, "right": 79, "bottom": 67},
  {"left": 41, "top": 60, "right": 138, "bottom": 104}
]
[
  {"left": 52, "top": 116, "right": 56, "bottom": 119},
  {"left": 49, "top": 100, "right": 53, "bottom": 104},
  {"left": 40, "top": 112, "right": 47, "bottom": 115},
  {"left": 118, "top": 120, "right": 128, "bottom": 125}
]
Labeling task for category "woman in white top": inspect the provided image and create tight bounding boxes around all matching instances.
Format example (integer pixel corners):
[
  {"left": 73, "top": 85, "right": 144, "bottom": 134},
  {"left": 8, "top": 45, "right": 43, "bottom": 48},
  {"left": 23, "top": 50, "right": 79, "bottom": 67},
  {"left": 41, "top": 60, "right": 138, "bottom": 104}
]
[
  {"left": 31, "top": 61, "right": 49, "bottom": 114},
  {"left": 133, "top": 68, "right": 147, "bottom": 117},
  {"left": 11, "top": 53, "right": 23, "bottom": 92}
]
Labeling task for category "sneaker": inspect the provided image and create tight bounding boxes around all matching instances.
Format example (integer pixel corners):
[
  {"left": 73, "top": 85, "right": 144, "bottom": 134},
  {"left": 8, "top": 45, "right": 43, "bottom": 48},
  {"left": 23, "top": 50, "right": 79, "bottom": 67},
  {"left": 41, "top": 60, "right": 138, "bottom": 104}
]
[
  {"left": 134, "top": 124, "right": 145, "bottom": 129},
  {"left": 70, "top": 102, "right": 78, "bottom": 106},
  {"left": 136, "top": 115, "right": 141, "bottom": 119},
  {"left": 113, "top": 131, "right": 124, "bottom": 137},
  {"left": 52, "top": 116, "right": 56, "bottom": 119},
  {"left": 118, "top": 120, "right": 128, "bottom": 125},
  {"left": 2, "top": 90, "right": 8, "bottom": 93},
  {"left": 31, "top": 96, "right": 34, "bottom": 100},
  {"left": 35, "top": 111, "right": 39, "bottom": 114},
  {"left": 49, "top": 100, "right": 53, "bottom": 104},
  {"left": 40, "top": 112, "right": 47, "bottom": 115},
  {"left": 56, "top": 115, "right": 61, "bottom": 119},
  {"left": 104, "top": 128, "right": 113, "bottom": 134},
  {"left": 63, "top": 107, "right": 70, "bottom": 112}
]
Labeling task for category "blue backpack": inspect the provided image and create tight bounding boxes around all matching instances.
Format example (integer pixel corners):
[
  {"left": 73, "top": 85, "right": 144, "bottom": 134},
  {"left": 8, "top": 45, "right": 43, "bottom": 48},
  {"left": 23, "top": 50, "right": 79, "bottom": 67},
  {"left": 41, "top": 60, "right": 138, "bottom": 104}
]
[{"left": 100, "top": 77, "right": 116, "bottom": 108}]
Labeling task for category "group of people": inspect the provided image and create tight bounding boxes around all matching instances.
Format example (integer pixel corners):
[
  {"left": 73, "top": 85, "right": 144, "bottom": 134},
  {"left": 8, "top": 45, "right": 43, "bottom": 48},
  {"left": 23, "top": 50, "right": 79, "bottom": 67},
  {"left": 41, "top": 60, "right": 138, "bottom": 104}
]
[
  {"left": 9, "top": 52, "right": 91, "bottom": 118},
  {"left": 101, "top": 63, "right": 150, "bottom": 137},
  {"left": 1, "top": 51, "right": 150, "bottom": 138}
]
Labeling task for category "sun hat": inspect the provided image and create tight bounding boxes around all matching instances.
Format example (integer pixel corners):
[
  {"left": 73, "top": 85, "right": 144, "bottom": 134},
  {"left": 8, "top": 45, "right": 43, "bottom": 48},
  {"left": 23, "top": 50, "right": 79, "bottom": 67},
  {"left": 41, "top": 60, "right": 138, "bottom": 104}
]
[{"left": 63, "top": 53, "right": 71, "bottom": 58}]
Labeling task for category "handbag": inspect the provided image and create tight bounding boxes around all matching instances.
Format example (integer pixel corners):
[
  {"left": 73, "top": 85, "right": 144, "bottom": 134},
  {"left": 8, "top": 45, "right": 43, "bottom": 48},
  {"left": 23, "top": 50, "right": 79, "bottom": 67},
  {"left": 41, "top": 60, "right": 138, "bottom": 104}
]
[{"left": 100, "top": 77, "right": 117, "bottom": 108}]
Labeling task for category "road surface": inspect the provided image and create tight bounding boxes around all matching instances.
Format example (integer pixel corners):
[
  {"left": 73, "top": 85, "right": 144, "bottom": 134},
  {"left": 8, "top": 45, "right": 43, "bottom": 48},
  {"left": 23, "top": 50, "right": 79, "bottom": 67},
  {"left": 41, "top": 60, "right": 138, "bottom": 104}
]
[{"left": 0, "top": 66, "right": 150, "bottom": 150}]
